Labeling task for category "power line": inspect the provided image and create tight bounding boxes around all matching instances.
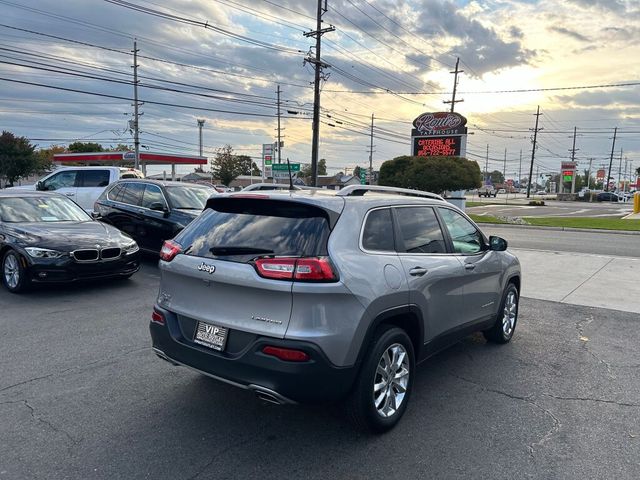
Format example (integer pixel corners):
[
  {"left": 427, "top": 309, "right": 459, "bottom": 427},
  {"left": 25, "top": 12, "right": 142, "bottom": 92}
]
[
  {"left": 103, "top": 0, "right": 303, "bottom": 54},
  {"left": 0, "top": 77, "right": 308, "bottom": 118}
]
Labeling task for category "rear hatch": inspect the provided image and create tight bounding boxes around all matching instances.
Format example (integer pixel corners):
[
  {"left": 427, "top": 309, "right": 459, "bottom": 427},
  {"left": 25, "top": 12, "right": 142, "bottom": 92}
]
[{"left": 158, "top": 195, "right": 340, "bottom": 339}]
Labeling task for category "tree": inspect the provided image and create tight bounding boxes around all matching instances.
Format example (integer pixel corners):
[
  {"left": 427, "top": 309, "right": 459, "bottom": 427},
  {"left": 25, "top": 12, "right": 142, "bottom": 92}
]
[
  {"left": 299, "top": 158, "right": 327, "bottom": 181},
  {"left": 35, "top": 145, "right": 65, "bottom": 174},
  {"left": 378, "top": 156, "right": 482, "bottom": 194},
  {"left": 211, "top": 145, "right": 245, "bottom": 186},
  {"left": 488, "top": 170, "right": 504, "bottom": 184},
  {"left": 68, "top": 142, "right": 104, "bottom": 153},
  {"left": 236, "top": 155, "right": 261, "bottom": 176},
  {"left": 0, "top": 131, "right": 37, "bottom": 186}
]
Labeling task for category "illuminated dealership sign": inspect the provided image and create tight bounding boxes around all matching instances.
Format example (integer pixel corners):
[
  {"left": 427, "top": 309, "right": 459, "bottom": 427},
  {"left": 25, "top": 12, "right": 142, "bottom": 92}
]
[{"left": 411, "top": 112, "right": 467, "bottom": 157}]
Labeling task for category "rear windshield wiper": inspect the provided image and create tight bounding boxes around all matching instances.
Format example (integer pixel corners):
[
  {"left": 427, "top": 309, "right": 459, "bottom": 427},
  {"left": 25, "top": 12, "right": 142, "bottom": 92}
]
[{"left": 209, "top": 246, "right": 275, "bottom": 255}]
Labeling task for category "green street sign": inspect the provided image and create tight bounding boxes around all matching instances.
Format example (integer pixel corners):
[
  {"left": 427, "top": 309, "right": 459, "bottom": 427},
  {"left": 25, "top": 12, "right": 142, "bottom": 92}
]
[
  {"left": 272, "top": 163, "right": 300, "bottom": 172},
  {"left": 360, "top": 170, "right": 367, "bottom": 185}
]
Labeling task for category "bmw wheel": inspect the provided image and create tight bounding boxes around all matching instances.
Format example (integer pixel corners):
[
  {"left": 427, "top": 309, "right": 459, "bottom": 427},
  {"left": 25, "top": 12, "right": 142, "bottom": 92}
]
[
  {"left": 483, "top": 283, "right": 519, "bottom": 344},
  {"left": 346, "top": 326, "right": 415, "bottom": 433},
  {"left": 2, "top": 250, "right": 29, "bottom": 293}
]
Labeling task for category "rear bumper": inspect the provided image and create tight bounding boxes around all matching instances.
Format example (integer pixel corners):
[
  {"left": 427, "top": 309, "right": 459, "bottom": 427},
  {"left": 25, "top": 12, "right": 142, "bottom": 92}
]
[{"left": 150, "top": 305, "right": 359, "bottom": 404}]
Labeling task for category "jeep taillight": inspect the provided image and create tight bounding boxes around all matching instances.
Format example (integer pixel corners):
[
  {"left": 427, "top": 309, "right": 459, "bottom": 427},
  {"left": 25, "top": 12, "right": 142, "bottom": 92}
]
[
  {"left": 254, "top": 257, "right": 338, "bottom": 282},
  {"left": 159, "top": 240, "right": 182, "bottom": 262}
]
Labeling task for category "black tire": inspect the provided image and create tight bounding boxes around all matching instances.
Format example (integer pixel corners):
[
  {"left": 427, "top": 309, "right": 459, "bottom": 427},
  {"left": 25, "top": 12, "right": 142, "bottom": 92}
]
[
  {"left": 345, "top": 326, "right": 415, "bottom": 433},
  {"left": 483, "top": 283, "right": 519, "bottom": 344},
  {"left": 2, "top": 250, "right": 30, "bottom": 293}
]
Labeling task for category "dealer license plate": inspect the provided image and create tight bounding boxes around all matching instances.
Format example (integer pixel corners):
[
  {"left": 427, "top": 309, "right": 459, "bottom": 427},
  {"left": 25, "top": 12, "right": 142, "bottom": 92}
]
[{"left": 194, "top": 321, "right": 228, "bottom": 351}]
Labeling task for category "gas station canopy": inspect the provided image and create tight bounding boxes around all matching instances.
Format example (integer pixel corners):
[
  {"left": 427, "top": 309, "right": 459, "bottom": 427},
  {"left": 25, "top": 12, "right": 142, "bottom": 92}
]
[{"left": 52, "top": 151, "right": 207, "bottom": 166}]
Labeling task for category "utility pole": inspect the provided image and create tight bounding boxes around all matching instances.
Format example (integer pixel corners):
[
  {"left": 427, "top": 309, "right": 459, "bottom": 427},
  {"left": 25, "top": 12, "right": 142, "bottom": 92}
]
[
  {"left": 367, "top": 113, "right": 375, "bottom": 185},
  {"left": 526, "top": 106, "right": 542, "bottom": 198},
  {"left": 586, "top": 157, "right": 593, "bottom": 190},
  {"left": 132, "top": 39, "right": 141, "bottom": 171},
  {"left": 617, "top": 148, "right": 623, "bottom": 191},
  {"left": 485, "top": 144, "right": 489, "bottom": 183},
  {"left": 568, "top": 126, "right": 580, "bottom": 194},
  {"left": 276, "top": 84, "right": 282, "bottom": 164},
  {"left": 197, "top": 119, "right": 205, "bottom": 157},
  {"left": 503, "top": 148, "right": 507, "bottom": 185},
  {"left": 304, "top": 0, "right": 334, "bottom": 187},
  {"left": 605, "top": 127, "right": 617, "bottom": 192},
  {"left": 443, "top": 57, "right": 464, "bottom": 112},
  {"left": 518, "top": 149, "right": 522, "bottom": 187}
]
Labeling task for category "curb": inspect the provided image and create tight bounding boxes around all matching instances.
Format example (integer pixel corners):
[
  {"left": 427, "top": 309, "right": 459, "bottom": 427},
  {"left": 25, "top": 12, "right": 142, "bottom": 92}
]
[{"left": 476, "top": 222, "right": 640, "bottom": 236}]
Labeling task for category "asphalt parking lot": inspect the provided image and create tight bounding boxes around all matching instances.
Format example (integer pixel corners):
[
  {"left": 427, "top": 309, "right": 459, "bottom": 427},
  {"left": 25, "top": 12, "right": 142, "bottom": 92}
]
[{"left": 1, "top": 259, "right": 639, "bottom": 479}]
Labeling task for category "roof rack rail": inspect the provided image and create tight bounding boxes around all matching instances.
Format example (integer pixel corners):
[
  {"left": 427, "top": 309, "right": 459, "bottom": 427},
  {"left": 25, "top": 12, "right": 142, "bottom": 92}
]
[{"left": 336, "top": 185, "right": 444, "bottom": 201}]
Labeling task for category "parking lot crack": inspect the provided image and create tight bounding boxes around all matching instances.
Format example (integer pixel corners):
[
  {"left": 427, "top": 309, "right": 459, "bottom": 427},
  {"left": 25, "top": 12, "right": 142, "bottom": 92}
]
[
  {"left": 542, "top": 393, "right": 640, "bottom": 408},
  {"left": 0, "top": 373, "right": 54, "bottom": 394},
  {"left": 1, "top": 399, "right": 79, "bottom": 448},
  {"left": 449, "top": 373, "right": 561, "bottom": 457},
  {"left": 575, "top": 314, "right": 616, "bottom": 379}
]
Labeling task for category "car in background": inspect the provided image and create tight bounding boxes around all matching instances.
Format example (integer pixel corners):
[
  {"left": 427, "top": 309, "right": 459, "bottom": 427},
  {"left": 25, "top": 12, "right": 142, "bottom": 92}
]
[
  {"left": 596, "top": 192, "right": 620, "bottom": 202},
  {"left": 477, "top": 185, "right": 497, "bottom": 197},
  {"left": 6, "top": 166, "right": 144, "bottom": 212},
  {"left": 243, "top": 183, "right": 301, "bottom": 191},
  {"left": 535, "top": 190, "right": 547, "bottom": 195},
  {"left": 213, "top": 185, "right": 233, "bottom": 193},
  {"left": 0, "top": 191, "right": 140, "bottom": 293},
  {"left": 94, "top": 179, "right": 215, "bottom": 254},
  {"left": 497, "top": 188, "right": 506, "bottom": 194}
]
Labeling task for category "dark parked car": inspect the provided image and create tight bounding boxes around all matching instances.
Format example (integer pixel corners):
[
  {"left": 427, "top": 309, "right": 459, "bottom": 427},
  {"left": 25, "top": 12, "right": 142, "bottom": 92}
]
[
  {"left": 596, "top": 192, "right": 620, "bottom": 202},
  {"left": 0, "top": 191, "right": 140, "bottom": 293},
  {"left": 94, "top": 180, "right": 215, "bottom": 253}
]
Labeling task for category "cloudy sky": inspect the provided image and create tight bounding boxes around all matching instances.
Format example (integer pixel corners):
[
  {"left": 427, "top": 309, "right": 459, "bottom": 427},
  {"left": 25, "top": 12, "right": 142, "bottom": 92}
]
[{"left": 1, "top": 0, "right": 639, "bottom": 181}]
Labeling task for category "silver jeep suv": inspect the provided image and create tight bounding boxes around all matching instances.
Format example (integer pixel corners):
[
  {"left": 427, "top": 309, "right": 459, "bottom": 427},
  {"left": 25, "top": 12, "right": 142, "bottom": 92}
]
[{"left": 150, "top": 185, "right": 521, "bottom": 432}]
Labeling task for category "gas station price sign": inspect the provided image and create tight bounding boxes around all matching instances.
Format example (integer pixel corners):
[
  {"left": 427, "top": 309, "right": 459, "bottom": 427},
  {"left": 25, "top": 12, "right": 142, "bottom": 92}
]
[
  {"left": 413, "top": 136, "right": 461, "bottom": 157},
  {"left": 562, "top": 170, "right": 574, "bottom": 182}
]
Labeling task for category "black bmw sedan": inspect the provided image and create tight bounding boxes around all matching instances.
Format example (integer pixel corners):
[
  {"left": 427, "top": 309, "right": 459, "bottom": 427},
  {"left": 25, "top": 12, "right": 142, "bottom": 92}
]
[
  {"left": 0, "top": 191, "right": 140, "bottom": 293},
  {"left": 94, "top": 179, "right": 215, "bottom": 253}
]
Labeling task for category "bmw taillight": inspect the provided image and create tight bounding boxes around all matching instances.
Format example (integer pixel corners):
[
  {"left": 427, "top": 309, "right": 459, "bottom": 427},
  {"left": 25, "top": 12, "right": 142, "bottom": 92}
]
[
  {"left": 159, "top": 240, "right": 182, "bottom": 262},
  {"left": 254, "top": 257, "right": 338, "bottom": 282}
]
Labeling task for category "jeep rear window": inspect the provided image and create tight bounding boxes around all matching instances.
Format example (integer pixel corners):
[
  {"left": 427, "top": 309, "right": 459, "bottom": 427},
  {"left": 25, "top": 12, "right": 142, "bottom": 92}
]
[{"left": 174, "top": 198, "right": 331, "bottom": 262}]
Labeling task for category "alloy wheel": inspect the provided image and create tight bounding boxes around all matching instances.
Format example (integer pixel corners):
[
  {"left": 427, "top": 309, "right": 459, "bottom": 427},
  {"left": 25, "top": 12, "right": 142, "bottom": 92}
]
[
  {"left": 4, "top": 254, "right": 20, "bottom": 289},
  {"left": 373, "top": 343, "right": 410, "bottom": 418},
  {"left": 502, "top": 291, "right": 517, "bottom": 337}
]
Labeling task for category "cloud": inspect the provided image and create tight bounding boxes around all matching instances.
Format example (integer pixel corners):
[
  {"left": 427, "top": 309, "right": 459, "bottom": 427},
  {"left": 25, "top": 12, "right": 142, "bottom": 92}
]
[
  {"left": 411, "top": 0, "right": 537, "bottom": 76},
  {"left": 548, "top": 26, "right": 591, "bottom": 42}
]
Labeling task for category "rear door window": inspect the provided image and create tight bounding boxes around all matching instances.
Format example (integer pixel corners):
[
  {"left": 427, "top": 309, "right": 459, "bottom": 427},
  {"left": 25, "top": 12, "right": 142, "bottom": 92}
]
[
  {"left": 395, "top": 206, "right": 447, "bottom": 254},
  {"left": 141, "top": 184, "right": 166, "bottom": 209},
  {"left": 79, "top": 170, "right": 110, "bottom": 187},
  {"left": 175, "top": 198, "right": 331, "bottom": 263},
  {"left": 362, "top": 208, "right": 394, "bottom": 252}
]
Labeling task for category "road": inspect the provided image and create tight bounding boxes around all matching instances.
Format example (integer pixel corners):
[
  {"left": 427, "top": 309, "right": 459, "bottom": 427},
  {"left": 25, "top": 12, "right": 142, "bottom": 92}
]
[
  {"left": 479, "top": 225, "right": 640, "bottom": 258},
  {"left": 467, "top": 199, "right": 633, "bottom": 218},
  {"left": 1, "top": 260, "right": 639, "bottom": 479}
]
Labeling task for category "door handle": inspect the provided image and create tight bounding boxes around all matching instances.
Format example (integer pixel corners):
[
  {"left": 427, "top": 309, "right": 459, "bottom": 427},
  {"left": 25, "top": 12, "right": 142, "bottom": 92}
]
[
  {"left": 464, "top": 263, "right": 476, "bottom": 271},
  {"left": 409, "top": 267, "right": 428, "bottom": 276}
]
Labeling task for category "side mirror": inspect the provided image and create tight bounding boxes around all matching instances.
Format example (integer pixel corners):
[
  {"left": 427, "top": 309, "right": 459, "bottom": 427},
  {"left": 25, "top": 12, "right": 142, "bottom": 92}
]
[
  {"left": 489, "top": 236, "right": 508, "bottom": 251},
  {"left": 36, "top": 181, "right": 45, "bottom": 191},
  {"left": 149, "top": 202, "right": 169, "bottom": 214}
]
